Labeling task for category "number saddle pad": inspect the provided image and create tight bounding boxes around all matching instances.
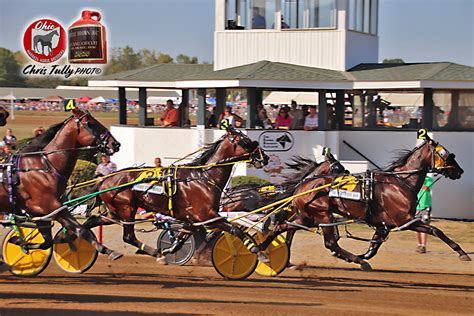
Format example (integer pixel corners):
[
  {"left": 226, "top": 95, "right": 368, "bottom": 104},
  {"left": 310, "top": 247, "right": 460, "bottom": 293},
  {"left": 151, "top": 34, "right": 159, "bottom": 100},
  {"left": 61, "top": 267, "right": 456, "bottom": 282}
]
[
  {"left": 132, "top": 167, "right": 174, "bottom": 196},
  {"left": 328, "top": 175, "right": 361, "bottom": 201}
]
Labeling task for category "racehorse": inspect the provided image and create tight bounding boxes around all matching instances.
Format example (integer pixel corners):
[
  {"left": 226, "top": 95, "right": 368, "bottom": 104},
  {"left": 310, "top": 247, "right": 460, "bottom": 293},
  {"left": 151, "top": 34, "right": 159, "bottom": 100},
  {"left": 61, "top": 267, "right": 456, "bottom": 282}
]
[
  {"left": 220, "top": 149, "right": 347, "bottom": 261},
  {"left": 0, "top": 106, "right": 9, "bottom": 126},
  {"left": 83, "top": 127, "right": 269, "bottom": 258},
  {"left": 279, "top": 134, "right": 469, "bottom": 270},
  {"left": 0, "top": 108, "right": 122, "bottom": 260}
]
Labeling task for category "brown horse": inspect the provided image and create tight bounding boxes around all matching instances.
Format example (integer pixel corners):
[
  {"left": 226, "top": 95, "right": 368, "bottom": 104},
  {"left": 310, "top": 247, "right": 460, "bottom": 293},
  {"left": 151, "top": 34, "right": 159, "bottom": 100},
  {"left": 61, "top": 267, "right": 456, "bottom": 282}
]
[
  {"left": 0, "top": 108, "right": 122, "bottom": 260},
  {"left": 83, "top": 128, "right": 269, "bottom": 258},
  {"left": 0, "top": 106, "right": 10, "bottom": 126},
  {"left": 281, "top": 134, "right": 468, "bottom": 270},
  {"left": 221, "top": 149, "right": 347, "bottom": 259}
]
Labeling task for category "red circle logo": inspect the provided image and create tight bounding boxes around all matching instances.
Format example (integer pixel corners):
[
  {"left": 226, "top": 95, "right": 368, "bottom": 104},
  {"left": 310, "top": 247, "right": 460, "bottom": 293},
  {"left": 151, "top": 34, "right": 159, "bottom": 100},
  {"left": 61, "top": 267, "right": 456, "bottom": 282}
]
[{"left": 23, "top": 19, "right": 66, "bottom": 63}]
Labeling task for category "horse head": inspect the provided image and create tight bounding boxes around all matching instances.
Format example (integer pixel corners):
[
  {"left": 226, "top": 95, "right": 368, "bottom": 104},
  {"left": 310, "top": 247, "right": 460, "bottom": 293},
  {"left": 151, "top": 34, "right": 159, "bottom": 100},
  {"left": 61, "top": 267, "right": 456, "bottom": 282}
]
[
  {"left": 0, "top": 106, "right": 10, "bottom": 126},
  {"left": 424, "top": 136, "right": 463, "bottom": 180},
  {"left": 223, "top": 126, "right": 269, "bottom": 168},
  {"left": 72, "top": 108, "right": 121, "bottom": 155},
  {"left": 321, "top": 147, "right": 346, "bottom": 174}
]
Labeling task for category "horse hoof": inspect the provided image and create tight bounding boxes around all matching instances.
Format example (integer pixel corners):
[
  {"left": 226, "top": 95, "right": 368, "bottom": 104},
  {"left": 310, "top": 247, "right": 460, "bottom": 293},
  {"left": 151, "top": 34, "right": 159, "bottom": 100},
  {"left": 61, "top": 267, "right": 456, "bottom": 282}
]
[
  {"left": 156, "top": 256, "right": 168, "bottom": 266},
  {"left": 108, "top": 252, "right": 123, "bottom": 261},
  {"left": 0, "top": 262, "right": 10, "bottom": 273},
  {"left": 459, "top": 254, "right": 471, "bottom": 261},
  {"left": 360, "top": 261, "right": 372, "bottom": 271},
  {"left": 257, "top": 252, "right": 270, "bottom": 263}
]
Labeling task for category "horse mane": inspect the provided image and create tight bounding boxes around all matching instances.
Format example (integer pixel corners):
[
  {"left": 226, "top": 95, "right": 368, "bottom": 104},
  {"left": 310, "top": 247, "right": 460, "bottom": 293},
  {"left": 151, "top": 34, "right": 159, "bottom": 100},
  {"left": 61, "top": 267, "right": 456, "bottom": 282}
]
[
  {"left": 384, "top": 142, "right": 425, "bottom": 171},
  {"left": 284, "top": 156, "right": 323, "bottom": 186},
  {"left": 19, "top": 122, "right": 65, "bottom": 153},
  {"left": 187, "top": 136, "right": 225, "bottom": 166}
]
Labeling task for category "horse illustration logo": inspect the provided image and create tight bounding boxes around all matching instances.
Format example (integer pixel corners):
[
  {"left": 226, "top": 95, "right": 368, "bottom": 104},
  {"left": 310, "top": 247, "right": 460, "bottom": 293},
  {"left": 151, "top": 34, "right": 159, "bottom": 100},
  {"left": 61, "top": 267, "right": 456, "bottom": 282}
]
[
  {"left": 32, "top": 28, "right": 60, "bottom": 56},
  {"left": 23, "top": 18, "right": 66, "bottom": 63}
]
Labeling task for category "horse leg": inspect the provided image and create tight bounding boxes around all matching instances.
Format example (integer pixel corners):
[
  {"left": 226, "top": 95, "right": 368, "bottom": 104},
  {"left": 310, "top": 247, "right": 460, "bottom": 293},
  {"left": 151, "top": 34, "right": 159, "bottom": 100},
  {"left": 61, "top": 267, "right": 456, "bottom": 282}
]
[
  {"left": 55, "top": 212, "right": 123, "bottom": 260},
  {"left": 409, "top": 222, "right": 471, "bottom": 261},
  {"left": 123, "top": 223, "right": 159, "bottom": 257},
  {"left": 321, "top": 226, "right": 372, "bottom": 271},
  {"left": 22, "top": 222, "right": 54, "bottom": 250},
  {"left": 357, "top": 228, "right": 390, "bottom": 260}
]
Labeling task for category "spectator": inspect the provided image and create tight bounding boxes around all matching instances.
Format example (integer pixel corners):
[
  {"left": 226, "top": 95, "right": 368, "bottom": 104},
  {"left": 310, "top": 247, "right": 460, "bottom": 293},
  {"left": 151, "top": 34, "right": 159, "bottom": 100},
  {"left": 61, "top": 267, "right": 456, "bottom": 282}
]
[
  {"left": 252, "top": 7, "right": 266, "bottom": 29},
  {"left": 207, "top": 107, "right": 217, "bottom": 128},
  {"left": 304, "top": 106, "right": 319, "bottom": 130},
  {"left": 95, "top": 155, "right": 117, "bottom": 177},
  {"left": 3, "top": 128, "right": 17, "bottom": 149},
  {"left": 255, "top": 109, "right": 273, "bottom": 129},
  {"left": 415, "top": 174, "right": 434, "bottom": 253},
  {"left": 291, "top": 104, "right": 309, "bottom": 130},
  {"left": 275, "top": 107, "right": 293, "bottom": 129},
  {"left": 160, "top": 100, "right": 179, "bottom": 127},
  {"left": 218, "top": 106, "right": 243, "bottom": 128},
  {"left": 3, "top": 145, "right": 12, "bottom": 156},
  {"left": 154, "top": 157, "right": 162, "bottom": 168},
  {"left": 33, "top": 127, "right": 45, "bottom": 137}
]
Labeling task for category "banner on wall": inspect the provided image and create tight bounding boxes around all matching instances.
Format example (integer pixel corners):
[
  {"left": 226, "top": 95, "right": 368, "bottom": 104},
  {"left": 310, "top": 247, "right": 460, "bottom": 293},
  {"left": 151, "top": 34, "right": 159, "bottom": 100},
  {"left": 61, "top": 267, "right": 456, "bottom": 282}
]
[{"left": 246, "top": 130, "right": 326, "bottom": 184}]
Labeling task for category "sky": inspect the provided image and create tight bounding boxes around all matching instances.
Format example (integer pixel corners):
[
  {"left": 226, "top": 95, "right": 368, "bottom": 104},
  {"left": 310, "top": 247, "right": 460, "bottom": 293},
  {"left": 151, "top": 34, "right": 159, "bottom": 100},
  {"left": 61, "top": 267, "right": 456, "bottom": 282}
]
[{"left": 0, "top": 0, "right": 473, "bottom": 66}]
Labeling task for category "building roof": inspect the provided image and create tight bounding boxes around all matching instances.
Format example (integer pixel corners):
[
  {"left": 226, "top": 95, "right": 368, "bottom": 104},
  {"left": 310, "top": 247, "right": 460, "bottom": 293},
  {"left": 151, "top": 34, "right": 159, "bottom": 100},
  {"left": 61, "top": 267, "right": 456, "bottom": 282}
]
[
  {"left": 89, "top": 61, "right": 474, "bottom": 90},
  {"left": 348, "top": 62, "right": 474, "bottom": 81},
  {"left": 99, "top": 64, "right": 214, "bottom": 81},
  {"left": 183, "top": 60, "right": 347, "bottom": 81}
]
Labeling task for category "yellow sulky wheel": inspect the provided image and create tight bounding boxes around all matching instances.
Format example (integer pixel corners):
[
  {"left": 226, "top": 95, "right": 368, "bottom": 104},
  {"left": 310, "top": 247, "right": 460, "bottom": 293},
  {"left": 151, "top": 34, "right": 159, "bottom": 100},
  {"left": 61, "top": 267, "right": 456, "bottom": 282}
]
[
  {"left": 254, "top": 233, "right": 290, "bottom": 277},
  {"left": 211, "top": 232, "right": 258, "bottom": 280},
  {"left": 53, "top": 229, "right": 98, "bottom": 274},
  {"left": 2, "top": 227, "right": 52, "bottom": 277}
]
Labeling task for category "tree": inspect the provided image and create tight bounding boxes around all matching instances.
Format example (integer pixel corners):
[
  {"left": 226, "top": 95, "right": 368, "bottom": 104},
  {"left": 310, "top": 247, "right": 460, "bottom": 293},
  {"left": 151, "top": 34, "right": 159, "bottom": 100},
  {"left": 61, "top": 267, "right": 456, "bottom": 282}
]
[
  {"left": 176, "top": 54, "right": 198, "bottom": 64},
  {"left": 0, "top": 48, "right": 25, "bottom": 87},
  {"left": 104, "top": 46, "right": 143, "bottom": 75},
  {"left": 156, "top": 53, "right": 173, "bottom": 64},
  {"left": 382, "top": 58, "right": 405, "bottom": 64}
]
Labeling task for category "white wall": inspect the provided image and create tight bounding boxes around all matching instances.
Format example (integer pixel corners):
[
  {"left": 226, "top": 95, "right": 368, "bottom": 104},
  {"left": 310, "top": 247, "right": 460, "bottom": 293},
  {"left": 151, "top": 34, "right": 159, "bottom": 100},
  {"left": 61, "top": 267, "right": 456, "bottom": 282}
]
[
  {"left": 345, "top": 30, "right": 379, "bottom": 70},
  {"left": 109, "top": 126, "right": 473, "bottom": 219},
  {"left": 214, "top": 30, "right": 346, "bottom": 70}
]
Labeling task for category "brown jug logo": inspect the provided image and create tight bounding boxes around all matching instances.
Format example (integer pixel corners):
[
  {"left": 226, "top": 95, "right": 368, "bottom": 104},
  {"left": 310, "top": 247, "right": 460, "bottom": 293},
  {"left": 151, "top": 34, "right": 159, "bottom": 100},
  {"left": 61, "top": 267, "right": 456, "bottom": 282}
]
[{"left": 68, "top": 10, "right": 107, "bottom": 64}]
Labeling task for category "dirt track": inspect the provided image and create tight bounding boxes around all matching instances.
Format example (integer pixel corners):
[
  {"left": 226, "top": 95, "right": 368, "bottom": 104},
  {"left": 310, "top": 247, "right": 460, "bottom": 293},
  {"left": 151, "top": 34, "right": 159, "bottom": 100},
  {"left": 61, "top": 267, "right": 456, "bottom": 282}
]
[{"left": 1, "top": 221, "right": 473, "bottom": 315}]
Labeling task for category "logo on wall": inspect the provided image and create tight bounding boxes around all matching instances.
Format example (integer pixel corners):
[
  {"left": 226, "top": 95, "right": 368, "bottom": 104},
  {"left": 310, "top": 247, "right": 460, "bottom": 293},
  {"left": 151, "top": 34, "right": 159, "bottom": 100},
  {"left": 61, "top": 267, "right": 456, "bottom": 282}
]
[
  {"left": 23, "top": 18, "right": 66, "bottom": 63},
  {"left": 258, "top": 131, "right": 294, "bottom": 152}
]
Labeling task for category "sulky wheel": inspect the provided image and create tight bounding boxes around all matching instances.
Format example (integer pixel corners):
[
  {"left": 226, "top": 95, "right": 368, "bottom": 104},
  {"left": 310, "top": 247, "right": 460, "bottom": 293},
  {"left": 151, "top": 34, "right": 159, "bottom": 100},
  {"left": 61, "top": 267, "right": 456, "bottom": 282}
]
[
  {"left": 254, "top": 233, "right": 290, "bottom": 277},
  {"left": 52, "top": 229, "right": 98, "bottom": 274},
  {"left": 2, "top": 227, "right": 52, "bottom": 277},
  {"left": 157, "top": 224, "right": 196, "bottom": 265},
  {"left": 211, "top": 232, "right": 258, "bottom": 280}
]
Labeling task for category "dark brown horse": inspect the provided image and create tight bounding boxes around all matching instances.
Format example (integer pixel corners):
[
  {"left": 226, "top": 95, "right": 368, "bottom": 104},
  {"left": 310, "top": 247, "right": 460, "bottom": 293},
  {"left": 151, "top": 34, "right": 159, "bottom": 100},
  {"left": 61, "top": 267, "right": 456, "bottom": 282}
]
[
  {"left": 280, "top": 134, "right": 468, "bottom": 270},
  {"left": 0, "top": 106, "right": 10, "bottom": 126},
  {"left": 1, "top": 108, "right": 121, "bottom": 259},
  {"left": 221, "top": 149, "right": 347, "bottom": 260},
  {"left": 84, "top": 128, "right": 268, "bottom": 258}
]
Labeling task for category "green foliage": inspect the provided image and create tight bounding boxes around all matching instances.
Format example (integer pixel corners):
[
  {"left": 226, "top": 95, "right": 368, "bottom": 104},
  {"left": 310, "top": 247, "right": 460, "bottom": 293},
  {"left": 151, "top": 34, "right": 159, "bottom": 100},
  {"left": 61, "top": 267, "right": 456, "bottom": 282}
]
[
  {"left": 0, "top": 48, "right": 25, "bottom": 87},
  {"left": 176, "top": 54, "right": 198, "bottom": 64},
  {"left": 382, "top": 58, "right": 405, "bottom": 64},
  {"left": 68, "top": 159, "right": 98, "bottom": 198},
  {"left": 230, "top": 176, "right": 270, "bottom": 188}
]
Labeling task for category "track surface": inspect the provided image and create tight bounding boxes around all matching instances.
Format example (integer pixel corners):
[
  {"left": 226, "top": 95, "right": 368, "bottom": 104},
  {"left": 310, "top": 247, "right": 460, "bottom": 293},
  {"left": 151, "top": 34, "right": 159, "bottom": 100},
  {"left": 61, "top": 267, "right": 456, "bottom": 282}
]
[{"left": 1, "top": 222, "right": 473, "bottom": 315}]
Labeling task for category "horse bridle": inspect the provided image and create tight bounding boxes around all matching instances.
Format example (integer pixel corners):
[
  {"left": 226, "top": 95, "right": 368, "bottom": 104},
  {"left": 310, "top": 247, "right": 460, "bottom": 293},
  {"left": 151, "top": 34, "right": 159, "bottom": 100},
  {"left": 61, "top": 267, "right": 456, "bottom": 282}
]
[
  {"left": 224, "top": 130, "right": 266, "bottom": 167},
  {"left": 74, "top": 111, "right": 115, "bottom": 154},
  {"left": 429, "top": 140, "right": 455, "bottom": 174}
]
